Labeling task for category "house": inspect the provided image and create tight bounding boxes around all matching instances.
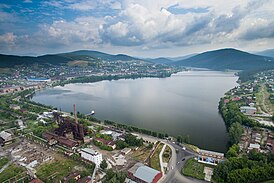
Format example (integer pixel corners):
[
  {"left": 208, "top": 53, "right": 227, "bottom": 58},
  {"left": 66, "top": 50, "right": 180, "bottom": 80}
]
[
  {"left": 80, "top": 148, "right": 103, "bottom": 168},
  {"left": 128, "top": 163, "right": 162, "bottom": 183},
  {"left": 0, "top": 131, "right": 12, "bottom": 145},
  {"left": 96, "top": 138, "right": 116, "bottom": 149},
  {"left": 15, "top": 119, "right": 25, "bottom": 129},
  {"left": 248, "top": 143, "right": 260, "bottom": 152},
  {"left": 240, "top": 106, "right": 257, "bottom": 115},
  {"left": 10, "top": 104, "right": 21, "bottom": 110}
]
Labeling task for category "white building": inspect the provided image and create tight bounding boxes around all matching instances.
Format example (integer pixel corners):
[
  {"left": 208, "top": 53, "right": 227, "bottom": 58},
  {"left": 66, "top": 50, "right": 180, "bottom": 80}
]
[
  {"left": 80, "top": 148, "right": 103, "bottom": 168},
  {"left": 240, "top": 106, "right": 257, "bottom": 115},
  {"left": 101, "top": 130, "right": 122, "bottom": 141},
  {"left": 0, "top": 131, "right": 12, "bottom": 141},
  {"left": 248, "top": 143, "right": 260, "bottom": 152}
]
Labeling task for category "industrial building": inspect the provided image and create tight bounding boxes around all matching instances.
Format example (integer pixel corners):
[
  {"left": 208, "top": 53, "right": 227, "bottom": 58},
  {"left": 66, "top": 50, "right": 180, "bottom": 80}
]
[
  {"left": 80, "top": 148, "right": 103, "bottom": 168},
  {"left": 27, "top": 77, "right": 51, "bottom": 82},
  {"left": 197, "top": 149, "right": 225, "bottom": 165},
  {"left": 43, "top": 132, "right": 78, "bottom": 149},
  {"left": 127, "top": 163, "right": 162, "bottom": 183},
  {"left": 42, "top": 105, "right": 88, "bottom": 149}
]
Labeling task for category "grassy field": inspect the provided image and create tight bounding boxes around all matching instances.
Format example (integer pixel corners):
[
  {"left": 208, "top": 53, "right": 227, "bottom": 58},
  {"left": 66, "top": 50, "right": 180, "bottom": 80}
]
[
  {"left": 36, "top": 159, "right": 78, "bottom": 183},
  {"left": 0, "top": 163, "right": 27, "bottom": 182},
  {"left": 0, "top": 157, "right": 9, "bottom": 169},
  {"left": 182, "top": 158, "right": 205, "bottom": 180},
  {"left": 162, "top": 145, "right": 172, "bottom": 163},
  {"left": 150, "top": 143, "right": 164, "bottom": 171},
  {"left": 132, "top": 146, "right": 152, "bottom": 162},
  {"left": 262, "top": 180, "right": 274, "bottom": 183},
  {"left": 256, "top": 84, "right": 273, "bottom": 114}
]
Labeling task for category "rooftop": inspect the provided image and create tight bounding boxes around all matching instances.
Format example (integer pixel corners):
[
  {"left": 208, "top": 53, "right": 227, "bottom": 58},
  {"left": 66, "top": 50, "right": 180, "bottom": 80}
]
[
  {"left": 81, "top": 148, "right": 100, "bottom": 155},
  {"left": 128, "top": 163, "right": 161, "bottom": 183}
]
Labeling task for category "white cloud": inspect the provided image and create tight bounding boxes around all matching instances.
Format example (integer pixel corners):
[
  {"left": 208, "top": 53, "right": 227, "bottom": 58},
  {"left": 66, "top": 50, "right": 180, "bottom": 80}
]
[
  {"left": 107, "top": 22, "right": 128, "bottom": 37},
  {"left": 1, "top": 0, "right": 274, "bottom": 56},
  {"left": 69, "top": 0, "right": 97, "bottom": 11},
  {"left": 0, "top": 32, "right": 17, "bottom": 44}
]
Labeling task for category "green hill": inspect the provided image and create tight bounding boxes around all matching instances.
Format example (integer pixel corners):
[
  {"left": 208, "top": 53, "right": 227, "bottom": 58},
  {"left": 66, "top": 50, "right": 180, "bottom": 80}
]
[
  {"left": 173, "top": 48, "right": 274, "bottom": 70},
  {"left": 0, "top": 50, "right": 143, "bottom": 68}
]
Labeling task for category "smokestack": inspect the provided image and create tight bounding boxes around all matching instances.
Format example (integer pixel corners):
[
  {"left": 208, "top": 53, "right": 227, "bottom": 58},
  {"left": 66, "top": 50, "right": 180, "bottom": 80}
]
[{"left": 73, "top": 104, "right": 78, "bottom": 124}]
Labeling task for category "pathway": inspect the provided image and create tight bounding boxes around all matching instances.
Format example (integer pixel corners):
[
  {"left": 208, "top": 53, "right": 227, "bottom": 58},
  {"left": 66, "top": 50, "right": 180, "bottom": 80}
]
[{"left": 159, "top": 144, "right": 166, "bottom": 175}]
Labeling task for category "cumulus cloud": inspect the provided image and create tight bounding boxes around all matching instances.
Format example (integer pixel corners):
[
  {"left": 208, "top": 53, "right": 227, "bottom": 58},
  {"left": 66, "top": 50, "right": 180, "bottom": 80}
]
[
  {"left": 241, "top": 21, "right": 274, "bottom": 40},
  {"left": 0, "top": 0, "right": 274, "bottom": 56},
  {"left": 0, "top": 32, "right": 16, "bottom": 43}
]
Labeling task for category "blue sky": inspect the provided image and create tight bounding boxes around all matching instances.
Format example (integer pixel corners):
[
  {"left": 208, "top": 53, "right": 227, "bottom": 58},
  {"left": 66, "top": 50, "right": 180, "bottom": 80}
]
[{"left": 0, "top": 0, "right": 274, "bottom": 57}]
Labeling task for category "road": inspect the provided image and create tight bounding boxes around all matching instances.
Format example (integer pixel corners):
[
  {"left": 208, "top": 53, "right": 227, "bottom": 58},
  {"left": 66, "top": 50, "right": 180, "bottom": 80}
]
[
  {"left": 133, "top": 133, "right": 207, "bottom": 183},
  {"left": 161, "top": 141, "right": 207, "bottom": 183}
]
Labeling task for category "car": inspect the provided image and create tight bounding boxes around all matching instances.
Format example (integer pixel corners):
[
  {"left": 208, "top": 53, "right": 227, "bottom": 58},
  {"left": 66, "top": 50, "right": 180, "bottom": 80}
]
[
  {"left": 177, "top": 161, "right": 179, "bottom": 164},
  {"left": 182, "top": 158, "right": 186, "bottom": 161},
  {"left": 171, "top": 166, "right": 174, "bottom": 169},
  {"left": 182, "top": 147, "right": 186, "bottom": 150}
]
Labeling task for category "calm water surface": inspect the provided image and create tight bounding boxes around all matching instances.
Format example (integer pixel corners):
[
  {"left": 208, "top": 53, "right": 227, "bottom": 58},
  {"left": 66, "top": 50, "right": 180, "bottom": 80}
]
[{"left": 32, "top": 71, "right": 238, "bottom": 152}]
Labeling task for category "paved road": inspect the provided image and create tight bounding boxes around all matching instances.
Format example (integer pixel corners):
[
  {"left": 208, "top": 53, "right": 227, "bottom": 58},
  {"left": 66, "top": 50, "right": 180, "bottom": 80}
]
[
  {"left": 115, "top": 132, "right": 207, "bottom": 183},
  {"left": 161, "top": 141, "right": 207, "bottom": 183}
]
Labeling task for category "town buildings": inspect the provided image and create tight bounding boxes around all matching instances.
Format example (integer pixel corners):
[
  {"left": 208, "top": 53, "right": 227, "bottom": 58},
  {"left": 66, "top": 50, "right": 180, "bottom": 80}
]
[{"left": 80, "top": 148, "right": 103, "bottom": 168}]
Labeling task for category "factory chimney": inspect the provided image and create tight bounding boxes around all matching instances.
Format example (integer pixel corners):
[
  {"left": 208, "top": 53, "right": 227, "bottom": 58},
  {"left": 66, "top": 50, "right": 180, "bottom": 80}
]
[{"left": 73, "top": 104, "right": 78, "bottom": 124}]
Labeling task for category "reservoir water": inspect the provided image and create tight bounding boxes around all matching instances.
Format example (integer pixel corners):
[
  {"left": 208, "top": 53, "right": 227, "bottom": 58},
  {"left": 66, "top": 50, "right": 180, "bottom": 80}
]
[{"left": 32, "top": 71, "right": 238, "bottom": 152}]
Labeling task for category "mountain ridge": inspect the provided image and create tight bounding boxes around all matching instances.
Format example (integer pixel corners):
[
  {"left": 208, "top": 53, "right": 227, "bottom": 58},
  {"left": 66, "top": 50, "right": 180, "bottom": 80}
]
[{"left": 173, "top": 48, "right": 274, "bottom": 71}]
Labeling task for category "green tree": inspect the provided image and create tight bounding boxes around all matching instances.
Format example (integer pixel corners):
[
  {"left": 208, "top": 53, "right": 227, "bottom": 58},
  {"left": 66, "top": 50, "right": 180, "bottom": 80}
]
[
  {"left": 177, "top": 135, "right": 182, "bottom": 143},
  {"left": 229, "top": 122, "right": 243, "bottom": 144},
  {"left": 100, "top": 160, "right": 108, "bottom": 170},
  {"left": 226, "top": 144, "right": 240, "bottom": 159}
]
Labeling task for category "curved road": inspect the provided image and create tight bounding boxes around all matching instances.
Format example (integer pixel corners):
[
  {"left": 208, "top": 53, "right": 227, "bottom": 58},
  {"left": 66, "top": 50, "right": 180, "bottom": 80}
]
[
  {"left": 161, "top": 141, "right": 207, "bottom": 183},
  {"left": 130, "top": 133, "right": 207, "bottom": 183}
]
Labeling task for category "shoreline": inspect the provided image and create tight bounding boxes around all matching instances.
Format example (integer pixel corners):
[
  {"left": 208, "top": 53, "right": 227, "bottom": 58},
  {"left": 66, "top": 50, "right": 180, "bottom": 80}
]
[{"left": 30, "top": 70, "right": 238, "bottom": 153}]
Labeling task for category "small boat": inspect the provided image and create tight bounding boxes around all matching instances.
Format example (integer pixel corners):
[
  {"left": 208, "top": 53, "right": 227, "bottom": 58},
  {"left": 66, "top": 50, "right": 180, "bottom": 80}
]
[{"left": 91, "top": 110, "right": 95, "bottom": 115}]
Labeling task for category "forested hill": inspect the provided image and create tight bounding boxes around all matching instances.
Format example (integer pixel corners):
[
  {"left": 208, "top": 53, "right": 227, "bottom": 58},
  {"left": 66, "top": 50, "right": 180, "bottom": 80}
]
[
  {"left": 0, "top": 50, "right": 143, "bottom": 68},
  {"left": 173, "top": 48, "right": 274, "bottom": 71}
]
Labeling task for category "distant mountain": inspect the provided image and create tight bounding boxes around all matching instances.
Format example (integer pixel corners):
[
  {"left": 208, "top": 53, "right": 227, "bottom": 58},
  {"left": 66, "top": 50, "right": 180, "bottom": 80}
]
[
  {"left": 255, "top": 49, "right": 274, "bottom": 58},
  {"left": 167, "top": 54, "right": 197, "bottom": 61},
  {"left": 146, "top": 57, "right": 173, "bottom": 64},
  {"left": 146, "top": 54, "right": 198, "bottom": 64},
  {"left": 173, "top": 48, "right": 274, "bottom": 71},
  {"left": 68, "top": 50, "right": 141, "bottom": 61},
  {"left": 0, "top": 50, "right": 144, "bottom": 68}
]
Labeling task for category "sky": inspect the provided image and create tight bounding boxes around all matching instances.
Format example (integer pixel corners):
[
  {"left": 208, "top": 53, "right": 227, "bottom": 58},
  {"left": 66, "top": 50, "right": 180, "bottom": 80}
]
[{"left": 0, "top": 0, "right": 274, "bottom": 57}]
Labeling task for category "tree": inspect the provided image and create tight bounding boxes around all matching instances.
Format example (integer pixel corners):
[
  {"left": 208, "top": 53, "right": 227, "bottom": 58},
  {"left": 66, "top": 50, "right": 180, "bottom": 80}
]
[
  {"left": 116, "top": 140, "right": 128, "bottom": 149},
  {"left": 177, "top": 135, "right": 182, "bottom": 143},
  {"left": 124, "top": 134, "right": 143, "bottom": 147},
  {"left": 100, "top": 160, "right": 108, "bottom": 170},
  {"left": 229, "top": 122, "right": 244, "bottom": 144},
  {"left": 226, "top": 144, "right": 240, "bottom": 159}
]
